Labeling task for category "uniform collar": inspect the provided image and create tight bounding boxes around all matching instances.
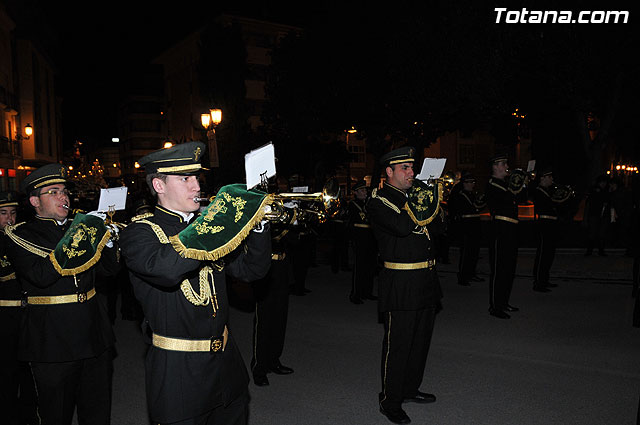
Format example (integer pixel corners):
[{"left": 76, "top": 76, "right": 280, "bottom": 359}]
[
  {"left": 35, "top": 215, "right": 68, "bottom": 226},
  {"left": 154, "top": 205, "right": 194, "bottom": 223},
  {"left": 383, "top": 182, "right": 408, "bottom": 197}
]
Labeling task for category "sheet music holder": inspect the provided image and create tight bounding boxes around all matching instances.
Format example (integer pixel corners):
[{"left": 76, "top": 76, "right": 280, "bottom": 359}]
[
  {"left": 527, "top": 160, "right": 536, "bottom": 173},
  {"left": 96, "top": 187, "right": 128, "bottom": 213},
  {"left": 415, "top": 158, "right": 447, "bottom": 181},
  {"left": 245, "top": 143, "right": 276, "bottom": 190}
]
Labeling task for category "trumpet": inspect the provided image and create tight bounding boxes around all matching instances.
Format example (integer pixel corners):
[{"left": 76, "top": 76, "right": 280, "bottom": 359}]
[
  {"left": 264, "top": 178, "right": 341, "bottom": 224},
  {"left": 62, "top": 204, "right": 126, "bottom": 237}
]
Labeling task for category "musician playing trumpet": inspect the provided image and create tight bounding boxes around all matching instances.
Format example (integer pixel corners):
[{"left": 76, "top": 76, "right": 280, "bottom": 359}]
[
  {"left": 119, "top": 141, "right": 271, "bottom": 425},
  {"left": 368, "top": 146, "right": 443, "bottom": 424},
  {"left": 486, "top": 154, "right": 527, "bottom": 319},
  {"left": 532, "top": 167, "right": 572, "bottom": 292}
]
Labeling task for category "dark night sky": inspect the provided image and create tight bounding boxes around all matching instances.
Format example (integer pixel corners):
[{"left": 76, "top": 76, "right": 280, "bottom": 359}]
[{"left": 4, "top": 0, "right": 639, "bottom": 157}]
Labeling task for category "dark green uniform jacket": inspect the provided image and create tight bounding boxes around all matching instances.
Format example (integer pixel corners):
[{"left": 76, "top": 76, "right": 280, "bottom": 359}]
[
  {"left": 4, "top": 216, "right": 118, "bottom": 362},
  {"left": 120, "top": 206, "right": 271, "bottom": 424},
  {"left": 368, "top": 183, "right": 442, "bottom": 312}
]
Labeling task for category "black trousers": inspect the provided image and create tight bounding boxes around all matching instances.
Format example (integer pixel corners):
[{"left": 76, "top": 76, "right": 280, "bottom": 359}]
[
  {"left": 457, "top": 219, "right": 481, "bottom": 284},
  {"left": 160, "top": 391, "right": 248, "bottom": 425},
  {"left": 30, "top": 348, "right": 113, "bottom": 425},
  {"left": 290, "top": 234, "right": 312, "bottom": 294},
  {"left": 252, "top": 258, "right": 290, "bottom": 375},
  {"left": 350, "top": 229, "right": 377, "bottom": 299},
  {"left": 533, "top": 219, "right": 558, "bottom": 286},
  {"left": 380, "top": 307, "right": 436, "bottom": 410},
  {"left": 488, "top": 220, "right": 518, "bottom": 310},
  {"left": 0, "top": 308, "right": 38, "bottom": 425}
]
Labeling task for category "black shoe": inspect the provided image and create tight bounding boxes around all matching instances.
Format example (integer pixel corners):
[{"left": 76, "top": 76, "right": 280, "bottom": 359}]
[
  {"left": 379, "top": 405, "right": 411, "bottom": 424},
  {"left": 270, "top": 364, "right": 294, "bottom": 375},
  {"left": 489, "top": 308, "right": 510, "bottom": 319},
  {"left": 457, "top": 281, "right": 471, "bottom": 286},
  {"left": 350, "top": 296, "right": 364, "bottom": 304},
  {"left": 470, "top": 275, "right": 485, "bottom": 282},
  {"left": 533, "top": 286, "right": 551, "bottom": 293},
  {"left": 504, "top": 304, "right": 519, "bottom": 312},
  {"left": 404, "top": 391, "right": 436, "bottom": 404},
  {"left": 253, "top": 374, "right": 269, "bottom": 386}
]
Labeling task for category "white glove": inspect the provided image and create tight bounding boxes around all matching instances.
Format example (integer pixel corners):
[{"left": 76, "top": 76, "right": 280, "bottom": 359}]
[{"left": 87, "top": 211, "right": 107, "bottom": 220}]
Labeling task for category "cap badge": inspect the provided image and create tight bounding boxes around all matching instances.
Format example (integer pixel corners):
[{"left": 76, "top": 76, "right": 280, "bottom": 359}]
[{"left": 194, "top": 147, "right": 202, "bottom": 162}]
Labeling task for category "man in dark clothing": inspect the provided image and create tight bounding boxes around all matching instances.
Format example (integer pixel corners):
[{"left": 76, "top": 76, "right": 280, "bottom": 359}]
[
  {"left": 251, "top": 177, "right": 295, "bottom": 386},
  {"left": 4, "top": 164, "right": 120, "bottom": 425},
  {"left": 119, "top": 142, "right": 271, "bottom": 425},
  {"left": 347, "top": 180, "right": 378, "bottom": 304},
  {"left": 448, "top": 172, "right": 485, "bottom": 286},
  {"left": 368, "top": 147, "right": 442, "bottom": 424},
  {"left": 532, "top": 168, "right": 571, "bottom": 292},
  {"left": 584, "top": 175, "right": 610, "bottom": 256},
  {"left": 485, "top": 154, "right": 527, "bottom": 319},
  {"left": 0, "top": 191, "right": 38, "bottom": 425}
]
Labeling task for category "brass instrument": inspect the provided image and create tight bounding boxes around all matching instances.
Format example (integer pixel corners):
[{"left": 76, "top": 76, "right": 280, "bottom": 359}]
[
  {"left": 62, "top": 204, "right": 126, "bottom": 240},
  {"left": 550, "top": 184, "right": 574, "bottom": 203},
  {"left": 263, "top": 178, "right": 341, "bottom": 225},
  {"left": 506, "top": 168, "right": 533, "bottom": 194}
]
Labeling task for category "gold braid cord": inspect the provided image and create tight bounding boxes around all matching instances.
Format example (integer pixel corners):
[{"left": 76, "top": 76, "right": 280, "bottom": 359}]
[
  {"left": 137, "top": 220, "right": 219, "bottom": 312},
  {"left": 180, "top": 266, "right": 219, "bottom": 316},
  {"left": 4, "top": 223, "right": 51, "bottom": 258},
  {"left": 371, "top": 189, "right": 401, "bottom": 214}
]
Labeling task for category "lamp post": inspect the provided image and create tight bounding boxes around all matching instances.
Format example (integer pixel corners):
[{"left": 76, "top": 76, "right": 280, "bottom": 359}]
[
  {"left": 201, "top": 108, "right": 222, "bottom": 167},
  {"left": 345, "top": 126, "right": 357, "bottom": 196}
]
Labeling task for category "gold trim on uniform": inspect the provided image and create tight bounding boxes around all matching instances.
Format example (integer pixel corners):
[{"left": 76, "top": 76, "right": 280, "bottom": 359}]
[
  {"left": 4, "top": 223, "right": 51, "bottom": 258},
  {"left": 152, "top": 326, "right": 228, "bottom": 352},
  {"left": 537, "top": 215, "right": 557, "bottom": 220},
  {"left": 461, "top": 214, "right": 480, "bottom": 218},
  {"left": 494, "top": 215, "right": 518, "bottom": 224},
  {"left": 383, "top": 260, "right": 436, "bottom": 270},
  {"left": 353, "top": 223, "right": 371, "bottom": 228},
  {"left": 0, "top": 272, "right": 16, "bottom": 281},
  {"left": 27, "top": 288, "right": 96, "bottom": 305},
  {"left": 271, "top": 253, "right": 286, "bottom": 260},
  {"left": 156, "top": 164, "right": 202, "bottom": 174},
  {"left": 0, "top": 299, "right": 22, "bottom": 307},
  {"left": 131, "top": 212, "right": 154, "bottom": 222},
  {"left": 371, "top": 189, "right": 401, "bottom": 214}
]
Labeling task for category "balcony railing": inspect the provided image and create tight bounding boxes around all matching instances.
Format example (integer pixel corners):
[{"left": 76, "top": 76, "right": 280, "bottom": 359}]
[{"left": 0, "top": 136, "right": 22, "bottom": 157}]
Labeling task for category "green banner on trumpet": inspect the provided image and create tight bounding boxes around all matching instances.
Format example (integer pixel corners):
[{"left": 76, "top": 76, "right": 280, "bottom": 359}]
[
  {"left": 49, "top": 213, "right": 111, "bottom": 276},
  {"left": 170, "top": 184, "right": 273, "bottom": 261},
  {"left": 404, "top": 179, "right": 443, "bottom": 226}
]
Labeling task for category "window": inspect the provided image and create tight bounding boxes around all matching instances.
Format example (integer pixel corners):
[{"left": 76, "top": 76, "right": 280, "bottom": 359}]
[{"left": 458, "top": 144, "right": 475, "bottom": 167}]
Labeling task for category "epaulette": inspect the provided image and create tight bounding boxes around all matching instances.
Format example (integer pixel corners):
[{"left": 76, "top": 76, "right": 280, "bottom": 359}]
[{"left": 131, "top": 212, "right": 154, "bottom": 222}]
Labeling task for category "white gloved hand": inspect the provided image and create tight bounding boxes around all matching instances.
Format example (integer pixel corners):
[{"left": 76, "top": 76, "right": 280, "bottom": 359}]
[
  {"left": 87, "top": 211, "right": 107, "bottom": 221},
  {"left": 252, "top": 220, "right": 269, "bottom": 233}
]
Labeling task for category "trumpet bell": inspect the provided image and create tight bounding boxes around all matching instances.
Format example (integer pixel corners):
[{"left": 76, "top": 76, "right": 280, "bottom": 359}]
[{"left": 264, "top": 178, "right": 341, "bottom": 224}]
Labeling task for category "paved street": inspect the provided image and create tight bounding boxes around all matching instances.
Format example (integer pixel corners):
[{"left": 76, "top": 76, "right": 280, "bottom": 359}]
[{"left": 103, "top": 245, "right": 639, "bottom": 425}]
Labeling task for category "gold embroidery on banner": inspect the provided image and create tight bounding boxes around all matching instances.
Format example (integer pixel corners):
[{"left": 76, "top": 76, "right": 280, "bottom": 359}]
[
  {"left": 63, "top": 245, "right": 87, "bottom": 258},
  {"left": 0, "top": 256, "right": 10, "bottom": 267}
]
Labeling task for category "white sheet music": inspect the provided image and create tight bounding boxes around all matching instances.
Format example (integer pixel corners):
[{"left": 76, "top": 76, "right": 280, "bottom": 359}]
[
  {"left": 97, "top": 187, "right": 128, "bottom": 212},
  {"left": 527, "top": 159, "right": 536, "bottom": 172},
  {"left": 415, "top": 158, "right": 447, "bottom": 181},
  {"left": 245, "top": 143, "right": 276, "bottom": 189}
]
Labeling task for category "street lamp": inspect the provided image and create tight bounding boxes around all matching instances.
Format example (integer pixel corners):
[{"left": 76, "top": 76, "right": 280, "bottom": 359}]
[
  {"left": 24, "top": 123, "right": 33, "bottom": 139},
  {"left": 201, "top": 108, "right": 222, "bottom": 167}
]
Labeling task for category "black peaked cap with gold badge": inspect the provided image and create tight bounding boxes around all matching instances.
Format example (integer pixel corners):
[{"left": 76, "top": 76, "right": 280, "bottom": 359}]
[
  {"left": 380, "top": 146, "right": 416, "bottom": 167},
  {"left": 0, "top": 190, "right": 18, "bottom": 208},
  {"left": 20, "top": 163, "right": 67, "bottom": 194},
  {"left": 139, "top": 141, "right": 206, "bottom": 175}
]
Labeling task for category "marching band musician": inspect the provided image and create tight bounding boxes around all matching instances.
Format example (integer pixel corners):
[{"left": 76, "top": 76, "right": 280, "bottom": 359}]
[
  {"left": 532, "top": 167, "right": 568, "bottom": 292},
  {"left": 119, "top": 141, "right": 271, "bottom": 425},
  {"left": 347, "top": 180, "right": 378, "bottom": 304},
  {"left": 0, "top": 191, "right": 38, "bottom": 425},
  {"left": 368, "top": 147, "right": 442, "bottom": 424},
  {"left": 251, "top": 176, "right": 295, "bottom": 387},
  {"left": 448, "top": 172, "right": 485, "bottom": 286},
  {"left": 4, "top": 164, "right": 121, "bottom": 425},
  {"left": 485, "top": 154, "right": 527, "bottom": 319}
]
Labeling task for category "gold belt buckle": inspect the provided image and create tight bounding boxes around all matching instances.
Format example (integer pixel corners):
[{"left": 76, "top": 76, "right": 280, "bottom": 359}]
[
  {"left": 210, "top": 337, "right": 223, "bottom": 352},
  {"left": 77, "top": 292, "right": 87, "bottom": 303}
]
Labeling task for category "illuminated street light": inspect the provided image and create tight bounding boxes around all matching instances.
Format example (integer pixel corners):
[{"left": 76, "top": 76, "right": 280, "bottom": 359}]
[
  {"left": 163, "top": 141, "right": 173, "bottom": 149},
  {"left": 24, "top": 123, "right": 33, "bottom": 139}
]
